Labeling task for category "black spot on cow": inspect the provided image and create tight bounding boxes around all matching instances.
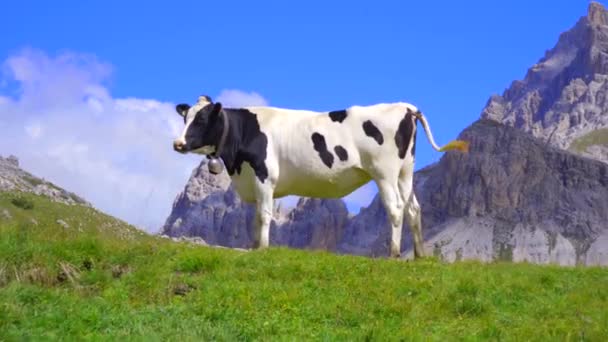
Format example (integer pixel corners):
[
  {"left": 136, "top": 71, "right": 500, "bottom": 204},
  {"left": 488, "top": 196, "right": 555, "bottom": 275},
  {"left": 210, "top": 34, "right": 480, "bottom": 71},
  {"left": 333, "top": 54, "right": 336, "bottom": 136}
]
[
  {"left": 311, "top": 133, "right": 334, "bottom": 168},
  {"left": 328, "top": 110, "right": 347, "bottom": 123},
  {"left": 221, "top": 108, "right": 269, "bottom": 182},
  {"left": 395, "top": 112, "right": 416, "bottom": 159},
  {"left": 411, "top": 130, "right": 418, "bottom": 158},
  {"left": 363, "top": 120, "right": 384, "bottom": 145},
  {"left": 411, "top": 129, "right": 417, "bottom": 158},
  {"left": 181, "top": 103, "right": 269, "bottom": 182},
  {"left": 334, "top": 145, "right": 348, "bottom": 161}
]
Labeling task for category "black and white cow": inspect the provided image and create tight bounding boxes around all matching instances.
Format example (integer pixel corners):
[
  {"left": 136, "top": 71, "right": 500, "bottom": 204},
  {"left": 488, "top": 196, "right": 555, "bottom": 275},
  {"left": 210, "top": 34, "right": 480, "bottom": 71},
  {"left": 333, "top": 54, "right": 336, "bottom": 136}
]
[{"left": 173, "top": 95, "right": 468, "bottom": 258}]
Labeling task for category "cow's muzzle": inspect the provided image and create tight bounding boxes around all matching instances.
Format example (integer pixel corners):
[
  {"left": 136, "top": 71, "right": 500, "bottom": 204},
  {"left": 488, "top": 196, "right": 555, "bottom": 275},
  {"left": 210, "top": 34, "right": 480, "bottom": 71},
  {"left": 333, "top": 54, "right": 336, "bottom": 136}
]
[{"left": 173, "top": 140, "right": 186, "bottom": 153}]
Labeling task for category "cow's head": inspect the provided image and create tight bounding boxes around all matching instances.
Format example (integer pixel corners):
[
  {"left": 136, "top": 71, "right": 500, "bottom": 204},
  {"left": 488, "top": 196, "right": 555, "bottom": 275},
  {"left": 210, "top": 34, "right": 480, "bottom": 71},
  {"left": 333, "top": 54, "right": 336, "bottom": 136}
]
[{"left": 173, "top": 95, "right": 225, "bottom": 155}]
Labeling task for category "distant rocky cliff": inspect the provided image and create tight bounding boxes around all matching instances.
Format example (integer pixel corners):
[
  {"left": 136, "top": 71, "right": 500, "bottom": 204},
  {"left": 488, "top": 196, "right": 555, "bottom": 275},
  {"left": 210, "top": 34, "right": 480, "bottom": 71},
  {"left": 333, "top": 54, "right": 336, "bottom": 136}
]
[
  {"left": 341, "top": 120, "right": 608, "bottom": 265},
  {"left": 482, "top": 2, "right": 608, "bottom": 163},
  {"left": 162, "top": 160, "right": 255, "bottom": 247},
  {"left": 0, "top": 155, "right": 88, "bottom": 206}
]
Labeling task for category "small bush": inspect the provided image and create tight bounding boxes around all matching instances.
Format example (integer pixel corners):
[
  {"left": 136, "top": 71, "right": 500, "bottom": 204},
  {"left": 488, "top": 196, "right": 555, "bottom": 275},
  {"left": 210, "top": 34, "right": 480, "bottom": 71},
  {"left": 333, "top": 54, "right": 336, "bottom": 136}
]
[{"left": 11, "top": 197, "right": 34, "bottom": 210}]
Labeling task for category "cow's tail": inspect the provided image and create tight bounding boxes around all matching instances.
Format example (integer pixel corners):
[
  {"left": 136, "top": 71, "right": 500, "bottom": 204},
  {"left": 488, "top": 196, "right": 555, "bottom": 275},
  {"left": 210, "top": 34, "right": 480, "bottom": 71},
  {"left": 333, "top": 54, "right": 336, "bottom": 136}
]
[{"left": 412, "top": 111, "right": 469, "bottom": 153}]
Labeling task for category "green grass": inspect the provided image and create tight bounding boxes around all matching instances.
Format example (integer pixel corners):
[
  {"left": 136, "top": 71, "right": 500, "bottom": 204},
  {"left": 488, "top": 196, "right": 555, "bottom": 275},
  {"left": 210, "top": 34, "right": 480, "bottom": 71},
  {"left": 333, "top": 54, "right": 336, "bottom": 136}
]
[
  {"left": 569, "top": 128, "right": 608, "bottom": 153},
  {"left": 1, "top": 191, "right": 607, "bottom": 340}
]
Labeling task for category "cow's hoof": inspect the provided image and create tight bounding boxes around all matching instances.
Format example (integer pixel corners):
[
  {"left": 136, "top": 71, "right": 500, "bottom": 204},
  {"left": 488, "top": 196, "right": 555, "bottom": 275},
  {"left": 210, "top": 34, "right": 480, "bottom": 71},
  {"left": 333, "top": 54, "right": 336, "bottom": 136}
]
[
  {"left": 414, "top": 252, "right": 426, "bottom": 259},
  {"left": 251, "top": 241, "right": 269, "bottom": 250}
]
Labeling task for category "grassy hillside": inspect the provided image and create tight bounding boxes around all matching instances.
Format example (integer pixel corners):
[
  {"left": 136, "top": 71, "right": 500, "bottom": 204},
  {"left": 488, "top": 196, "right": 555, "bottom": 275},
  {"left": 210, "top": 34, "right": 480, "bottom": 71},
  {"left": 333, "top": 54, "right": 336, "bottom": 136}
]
[{"left": 0, "top": 191, "right": 607, "bottom": 341}]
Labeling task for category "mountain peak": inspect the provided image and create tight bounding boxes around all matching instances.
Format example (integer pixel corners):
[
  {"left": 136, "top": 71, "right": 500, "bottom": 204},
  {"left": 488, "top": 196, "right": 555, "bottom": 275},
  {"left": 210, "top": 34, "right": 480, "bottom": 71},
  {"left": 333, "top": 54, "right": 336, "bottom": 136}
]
[
  {"left": 588, "top": 2, "right": 608, "bottom": 26},
  {"left": 481, "top": 2, "right": 608, "bottom": 164}
]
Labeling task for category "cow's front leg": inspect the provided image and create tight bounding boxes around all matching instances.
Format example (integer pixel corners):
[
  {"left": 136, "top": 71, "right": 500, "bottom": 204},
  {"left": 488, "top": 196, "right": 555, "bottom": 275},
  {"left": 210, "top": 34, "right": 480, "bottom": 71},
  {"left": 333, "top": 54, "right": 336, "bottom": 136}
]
[{"left": 252, "top": 180, "right": 274, "bottom": 249}]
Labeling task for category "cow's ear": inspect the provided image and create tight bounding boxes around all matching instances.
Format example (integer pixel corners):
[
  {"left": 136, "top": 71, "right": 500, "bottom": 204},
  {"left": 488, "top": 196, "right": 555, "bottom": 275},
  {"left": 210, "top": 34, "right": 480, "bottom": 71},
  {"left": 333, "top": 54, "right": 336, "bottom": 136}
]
[
  {"left": 176, "top": 104, "right": 190, "bottom": 117},
  {"left": 210, "top": 102, "right": 223, "bottom": 119}
]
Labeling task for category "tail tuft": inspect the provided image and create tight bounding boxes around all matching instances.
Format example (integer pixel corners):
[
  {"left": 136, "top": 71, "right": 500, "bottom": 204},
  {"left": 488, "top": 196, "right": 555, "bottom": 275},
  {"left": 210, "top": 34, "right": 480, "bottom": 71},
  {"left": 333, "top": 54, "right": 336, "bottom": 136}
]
[
  {"left": 414, "top": 110, "right": 470, "bottom": 153},
  {"left": 438, "top": 140, "right": 469, "bottom": 153}
]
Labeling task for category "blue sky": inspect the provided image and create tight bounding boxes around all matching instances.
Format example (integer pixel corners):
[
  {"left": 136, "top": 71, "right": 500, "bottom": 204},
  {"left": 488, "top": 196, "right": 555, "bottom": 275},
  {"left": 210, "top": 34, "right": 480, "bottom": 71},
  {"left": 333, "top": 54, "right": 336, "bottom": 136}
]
[{"left": 0, "top": 1, "right": 590, "bottom": 231}]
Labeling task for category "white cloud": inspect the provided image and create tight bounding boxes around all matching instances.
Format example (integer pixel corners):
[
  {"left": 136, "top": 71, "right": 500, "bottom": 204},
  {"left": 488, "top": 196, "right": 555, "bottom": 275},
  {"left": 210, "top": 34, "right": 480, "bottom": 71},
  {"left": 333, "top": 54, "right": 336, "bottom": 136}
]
[
  {"left": 0, "top": 48, "right": 269, "bottom": 233},
  {"left": 2, "top": 48, "right": 112, "bottom": 109},
  {"left": 24, "top": 121, "right": 43, "bottom": 139},
  {"left": 216, "top": 89, "right": 268, "bottom": 108}
]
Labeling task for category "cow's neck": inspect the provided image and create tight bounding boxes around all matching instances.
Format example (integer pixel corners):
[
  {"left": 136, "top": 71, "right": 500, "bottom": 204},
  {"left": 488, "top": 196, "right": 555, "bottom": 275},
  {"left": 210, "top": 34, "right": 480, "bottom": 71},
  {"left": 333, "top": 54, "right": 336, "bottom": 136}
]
[
  {"left": 216, "top": 108, "right": 268, "bottom": 181},
  {"left": 213, "top": 110, "right": 237, "bottom": 175}
]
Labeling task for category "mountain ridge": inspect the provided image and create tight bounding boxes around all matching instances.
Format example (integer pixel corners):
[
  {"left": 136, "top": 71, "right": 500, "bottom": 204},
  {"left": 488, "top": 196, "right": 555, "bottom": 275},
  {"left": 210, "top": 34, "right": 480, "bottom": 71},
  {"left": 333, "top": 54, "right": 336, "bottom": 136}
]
[
  {"left": 0, "top": 155, "right": 88, "bottom": 206},
  {"left": 482, "top": 2, "right": 608, "bottom": 163}
]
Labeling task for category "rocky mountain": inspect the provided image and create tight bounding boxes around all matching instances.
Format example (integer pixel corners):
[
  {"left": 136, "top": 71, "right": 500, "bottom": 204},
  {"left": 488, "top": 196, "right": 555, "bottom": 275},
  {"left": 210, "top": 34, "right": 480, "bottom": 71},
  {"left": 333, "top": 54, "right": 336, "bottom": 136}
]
[
  {"left": 162, "top": 160, "right": 256, "bottom": 247},
  {"left": 0, "top": 155, "right": 88, "bottom": 206},
  {"left": 162, "top": 159, "right": 348, "bottom": 251},
  {"left": 341, "top": 120, "right": 608, "bottom": 265},
  {"left": 271, "top": 197, "right": 349, "bottom": 250},
  {"left": 482, "top": 2, "right": 608, "bottom": 163}
]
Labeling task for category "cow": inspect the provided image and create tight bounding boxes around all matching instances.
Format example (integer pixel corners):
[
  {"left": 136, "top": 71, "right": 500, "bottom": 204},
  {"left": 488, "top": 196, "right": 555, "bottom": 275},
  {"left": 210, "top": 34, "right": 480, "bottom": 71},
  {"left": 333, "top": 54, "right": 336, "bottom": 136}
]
[{"left": 173, "top": 95, "right": 468, "bottom": 258}]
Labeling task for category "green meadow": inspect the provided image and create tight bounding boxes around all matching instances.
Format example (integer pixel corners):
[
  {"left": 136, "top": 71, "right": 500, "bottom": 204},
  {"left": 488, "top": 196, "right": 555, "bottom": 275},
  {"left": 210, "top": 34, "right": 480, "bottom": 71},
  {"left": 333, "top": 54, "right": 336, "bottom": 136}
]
[{"left": 1, "top": 191, "right": 607, "bottom": 341}]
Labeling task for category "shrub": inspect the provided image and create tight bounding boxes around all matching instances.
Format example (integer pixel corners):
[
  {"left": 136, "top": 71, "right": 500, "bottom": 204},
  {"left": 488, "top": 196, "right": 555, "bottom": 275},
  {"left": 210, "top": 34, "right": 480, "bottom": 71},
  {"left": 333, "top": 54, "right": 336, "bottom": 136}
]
[{"left": 11, "top": 197, "right": 34, "bottom": 210}]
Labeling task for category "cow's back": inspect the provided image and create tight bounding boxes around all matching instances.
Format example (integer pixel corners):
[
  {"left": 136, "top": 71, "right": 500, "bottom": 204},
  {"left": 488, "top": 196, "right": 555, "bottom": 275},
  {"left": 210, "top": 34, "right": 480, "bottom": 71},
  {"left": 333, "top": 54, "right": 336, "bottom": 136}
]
[{"left": 239, "top": 103, "right": 415, "bottom": 199}]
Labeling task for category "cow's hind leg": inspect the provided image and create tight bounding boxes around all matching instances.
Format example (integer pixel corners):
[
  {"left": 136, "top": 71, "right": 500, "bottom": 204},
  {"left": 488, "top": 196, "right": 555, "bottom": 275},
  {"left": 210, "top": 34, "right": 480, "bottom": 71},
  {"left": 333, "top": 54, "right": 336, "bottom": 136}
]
[
  {"left": 398, "top": 166, "right": 425, "bottom": 258},
  {"left": 253, "top": 180, "right": 274, "bottom": 249},
  {"left": 375, "top": 178, "right": 405, "bottom": 258},
  {"left": 407, "top": 195, "right": 424, "bottom": 258}
]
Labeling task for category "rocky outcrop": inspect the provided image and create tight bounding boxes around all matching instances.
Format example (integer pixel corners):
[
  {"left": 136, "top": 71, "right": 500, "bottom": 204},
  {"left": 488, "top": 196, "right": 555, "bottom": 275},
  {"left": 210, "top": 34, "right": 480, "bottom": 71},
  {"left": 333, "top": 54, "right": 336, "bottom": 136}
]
[
  {"left": 272, "top": 198, "right": 349, "bottom": 250},
  {"left": 161, "top": 159, "right": 348, "bottom": 250},
  {"left": 482, "top": 2, "right": 608, "bottom": 164},
  {"left": 0, "top": 155, "right": 88, "bottom": 206},
  {"left": 340, "top": 120, "right": 608, "bottom": 265},
  {"left": 585, "top": 230, "right": 608, "bottom": 265},
  {"left": 162, "top": 160, "right": 256, "bottom": 247}
]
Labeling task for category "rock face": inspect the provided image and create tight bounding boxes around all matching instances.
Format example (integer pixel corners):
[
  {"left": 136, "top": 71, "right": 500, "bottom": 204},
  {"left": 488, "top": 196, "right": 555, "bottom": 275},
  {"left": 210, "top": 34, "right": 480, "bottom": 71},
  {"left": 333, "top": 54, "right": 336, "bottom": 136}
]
[
  {"left": 272, "top": 197, "right": 349, "bottom": 250},
  {"left": 161, "top": 159, "right": 348, "bottom": 250},
  {"left": 482, "top": 2, "right": 608, "bottom": 163},
  {"left": 0, "top": 155, "right": 88, "bottom": 206},
  {"left": 340, "top": 120, "right": 608, "bottom": 265},
  {"left": 162, "top": 159, "right": 255, "bottom": 247}
]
